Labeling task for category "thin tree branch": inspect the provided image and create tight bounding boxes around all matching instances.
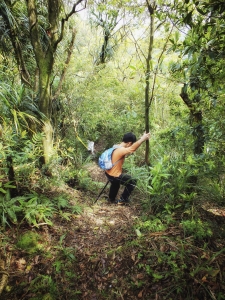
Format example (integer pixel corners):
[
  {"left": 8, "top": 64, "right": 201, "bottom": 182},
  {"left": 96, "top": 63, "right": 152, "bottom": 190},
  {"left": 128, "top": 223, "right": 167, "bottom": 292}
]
[
  {"left": 149, "top": 23, "right": 175, "bottom": 108},
  {"left": 56, "top": 0, "right": 87, "bottom": 47},
  {"left": 54, "top": 27, "right": 77, "bottom": 99}
]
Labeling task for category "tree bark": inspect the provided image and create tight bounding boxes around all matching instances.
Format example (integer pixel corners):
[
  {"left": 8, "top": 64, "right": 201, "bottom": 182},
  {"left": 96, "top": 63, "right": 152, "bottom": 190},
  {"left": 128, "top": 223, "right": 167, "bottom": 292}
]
[
  {"left": 180, "top": 84, "right": 205, "bottom": 192},
  {"left": 26, "top": 0, "right": 55, "bottom": 163},
  {"left": 180, "top": 84, "right": 204, "bottom": 156},
  {"left": 144, "top": 0, "right": 156, "bottom": 165},
  {"left": 26, "top": 0, "right": 86, "bottom": 164}
]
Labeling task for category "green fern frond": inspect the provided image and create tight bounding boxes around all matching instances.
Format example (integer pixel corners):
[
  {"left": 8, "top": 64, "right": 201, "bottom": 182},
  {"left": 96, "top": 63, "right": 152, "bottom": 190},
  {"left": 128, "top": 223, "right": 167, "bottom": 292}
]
[
  {"left": 59, "top": 211, "right": 72, "bottom": 221},
  {"left": 71, "top": 205, "right": 82, "bottom": 214},
  {"left": 23, "top": 211, "right": 37, "bottom": 226},
  {"left": 1, "top": 212, "right": 10, "bottom": 228},
  {"left": 55, "top": 196, "right": 69, "bottom": 209},
  {"left": 32, "top": 132, "right": 45, "bottom": 145}
]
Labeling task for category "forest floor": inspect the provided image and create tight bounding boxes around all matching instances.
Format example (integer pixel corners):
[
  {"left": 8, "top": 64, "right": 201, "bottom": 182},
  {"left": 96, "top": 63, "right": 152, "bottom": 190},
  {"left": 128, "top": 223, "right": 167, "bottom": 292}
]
[{"left": 1, "top": 163, "right": 225, "bottom": 300}]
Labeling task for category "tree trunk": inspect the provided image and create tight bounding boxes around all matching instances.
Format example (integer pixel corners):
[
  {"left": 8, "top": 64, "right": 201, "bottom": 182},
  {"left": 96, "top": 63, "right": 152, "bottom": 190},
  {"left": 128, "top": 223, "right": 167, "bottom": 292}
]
[
  {"left": 180, "top": 84, "right": 205, "bottom": 156},
  {"left": 192, "top": 111, "right": 204, "bottom": 155},
  {"left": 99, "top": 30, "right": 110, "bottom": 64},
  {"left": 26, "top": 0, "right": 86, "bottom": 164},
  {"left": 6, "top": 156, "right": 18, "bottom": 197},
  {"left": 144, "top": 1, "right": 156, "bottom": 165},
  {"left": 26, "top": 0, "right": 59, "bottom": 163},
  {"left": 36, "top": 54, "right": 54, "bottom": 164},
  {"left": 180, "top": 84, "right": 205, "bottom": 191}
]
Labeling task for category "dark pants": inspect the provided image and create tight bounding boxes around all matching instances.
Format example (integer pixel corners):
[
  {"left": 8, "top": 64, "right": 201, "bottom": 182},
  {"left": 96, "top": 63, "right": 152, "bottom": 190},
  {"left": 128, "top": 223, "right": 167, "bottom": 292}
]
[{"left": 105, "top": 173, "right": 137, "bottom": 201}]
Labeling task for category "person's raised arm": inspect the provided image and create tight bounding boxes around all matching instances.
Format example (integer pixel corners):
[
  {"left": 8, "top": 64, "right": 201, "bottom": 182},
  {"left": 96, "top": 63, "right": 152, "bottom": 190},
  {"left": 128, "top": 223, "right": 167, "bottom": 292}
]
[{"left": 126, "top": 132, "right": 150, "bottom": 154}]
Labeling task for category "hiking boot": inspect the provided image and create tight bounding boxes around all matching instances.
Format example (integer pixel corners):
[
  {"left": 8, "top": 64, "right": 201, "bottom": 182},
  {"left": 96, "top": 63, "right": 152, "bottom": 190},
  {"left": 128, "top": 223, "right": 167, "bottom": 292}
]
[
  {"left": 107, "top": 198, "right": 117, "bottom": 204},
  {"left": 117, "top": 198, "right": 130, "bottom": 205}
]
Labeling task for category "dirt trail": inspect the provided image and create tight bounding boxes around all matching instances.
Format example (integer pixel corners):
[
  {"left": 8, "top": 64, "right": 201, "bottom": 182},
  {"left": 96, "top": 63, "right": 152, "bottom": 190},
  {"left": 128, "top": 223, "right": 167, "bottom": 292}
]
[{"left": 2, "top": 163, "right": 225, "bottom": 300}]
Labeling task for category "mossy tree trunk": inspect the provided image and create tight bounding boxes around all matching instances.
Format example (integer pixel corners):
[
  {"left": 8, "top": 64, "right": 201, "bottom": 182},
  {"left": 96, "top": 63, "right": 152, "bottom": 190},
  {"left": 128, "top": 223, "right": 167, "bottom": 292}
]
[
  {"left": 26, "top": 0, "right": 59, "bottom": 163},
  {"left": 180, "top": 84, "right": 205, "bottom": 156},
  {"left": 26, "top": 0, "right": 85, "bottom": 163},
  {"left": 180, "top": 83, "right": 205, "bottom": 191}
]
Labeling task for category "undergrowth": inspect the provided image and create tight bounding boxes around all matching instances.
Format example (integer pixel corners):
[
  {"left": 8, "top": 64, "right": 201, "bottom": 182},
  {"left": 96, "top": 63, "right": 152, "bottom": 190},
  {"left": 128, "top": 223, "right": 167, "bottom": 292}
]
[{"left": 1, "top": 141, "right": 225, "bottom": 299}]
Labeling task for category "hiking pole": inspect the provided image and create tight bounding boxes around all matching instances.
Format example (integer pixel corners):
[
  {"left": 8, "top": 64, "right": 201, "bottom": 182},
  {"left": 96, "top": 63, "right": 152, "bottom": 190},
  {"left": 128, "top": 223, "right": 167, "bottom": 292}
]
[{"left": 94, "top": 180, "right": 110, "bottom": 203}]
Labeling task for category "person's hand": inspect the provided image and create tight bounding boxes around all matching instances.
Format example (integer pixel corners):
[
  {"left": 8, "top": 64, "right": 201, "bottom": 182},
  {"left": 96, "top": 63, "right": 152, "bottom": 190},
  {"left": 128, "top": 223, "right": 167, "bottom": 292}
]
[{"left": 141, "top": 132, "right": 150, "bottom": 141}]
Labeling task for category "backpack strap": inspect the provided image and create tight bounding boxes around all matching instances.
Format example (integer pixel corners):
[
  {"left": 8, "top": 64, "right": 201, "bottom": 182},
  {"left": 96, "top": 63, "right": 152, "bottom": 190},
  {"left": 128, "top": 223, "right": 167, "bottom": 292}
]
[{"left": 111, "top": 145, "right": 123, "bottom": 167}]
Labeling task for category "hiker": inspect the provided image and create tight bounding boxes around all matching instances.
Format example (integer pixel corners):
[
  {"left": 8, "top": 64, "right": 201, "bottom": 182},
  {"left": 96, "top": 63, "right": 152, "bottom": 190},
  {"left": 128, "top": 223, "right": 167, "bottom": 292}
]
[{"left": 105, "top": 132, "right": 150, "bottom": 205}]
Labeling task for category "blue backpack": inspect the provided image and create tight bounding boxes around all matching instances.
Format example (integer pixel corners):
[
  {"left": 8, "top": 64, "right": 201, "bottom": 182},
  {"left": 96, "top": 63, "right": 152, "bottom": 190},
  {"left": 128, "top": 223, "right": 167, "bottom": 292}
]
[{"left": 98, "top": 146, "right": 121, "bottom": 170}]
